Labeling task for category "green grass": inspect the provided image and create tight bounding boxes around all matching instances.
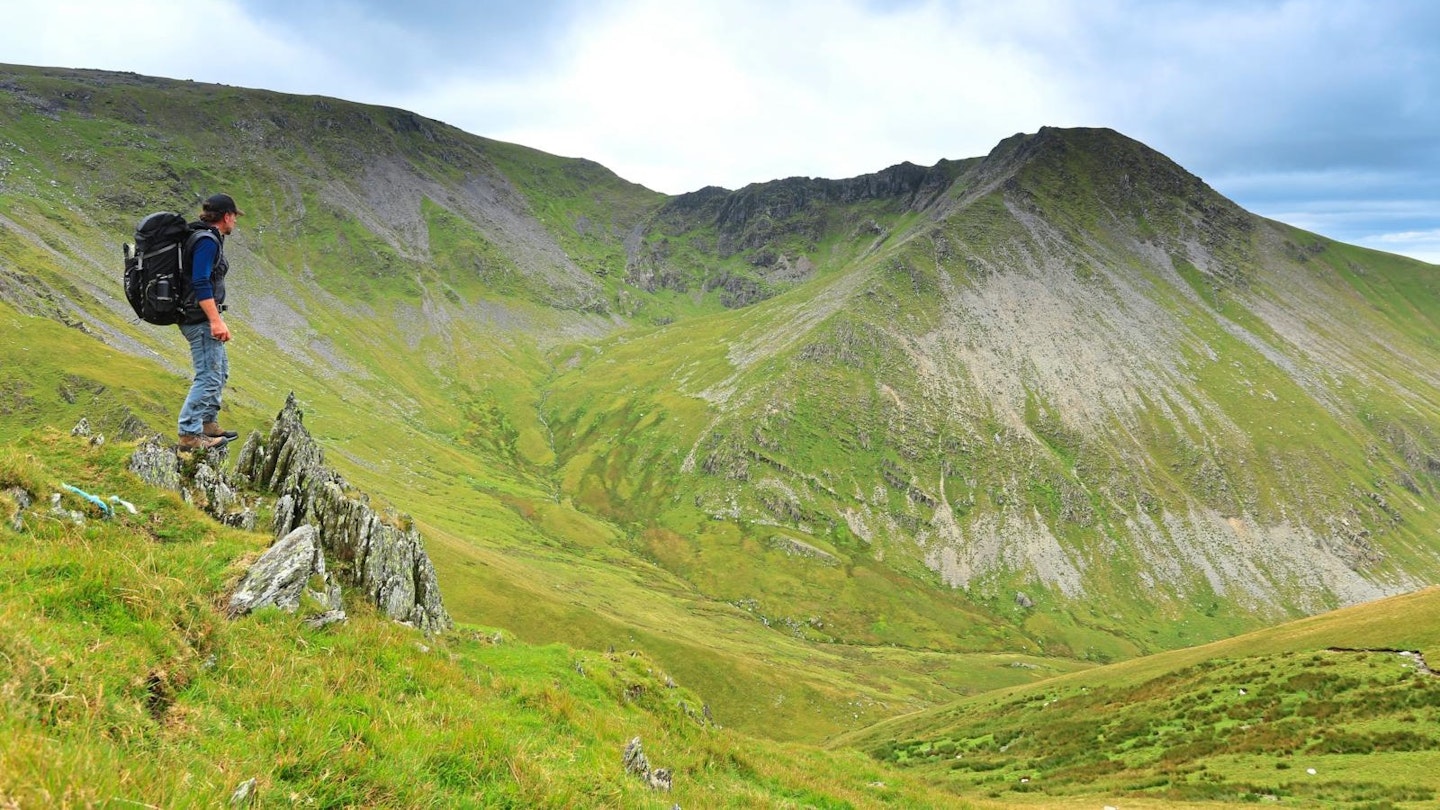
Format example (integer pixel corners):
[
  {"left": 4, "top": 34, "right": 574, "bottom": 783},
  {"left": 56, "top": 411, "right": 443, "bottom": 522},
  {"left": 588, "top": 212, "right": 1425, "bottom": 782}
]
[
  {"left": 1, "top": 430, "right": 976, "bottom": 808},
  {"left": 842, "top": 587, "right": 1440, "bottom": 806}
]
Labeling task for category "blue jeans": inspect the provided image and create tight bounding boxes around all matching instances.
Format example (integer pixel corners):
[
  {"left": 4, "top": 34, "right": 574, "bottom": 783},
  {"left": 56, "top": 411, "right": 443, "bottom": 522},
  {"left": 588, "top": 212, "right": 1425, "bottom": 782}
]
[{"left": 178, "top": 321, "right": 228, "bottom": 435}]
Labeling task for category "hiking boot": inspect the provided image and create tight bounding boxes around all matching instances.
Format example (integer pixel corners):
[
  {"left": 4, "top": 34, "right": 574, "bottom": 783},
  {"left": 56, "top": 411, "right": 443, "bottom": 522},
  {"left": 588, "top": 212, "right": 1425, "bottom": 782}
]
[
  {"left": 203, "top": 421, "right": 239, "bottom": 440},
  {"left": 178, "top": 433, "right": 229, "bottom": 451}
]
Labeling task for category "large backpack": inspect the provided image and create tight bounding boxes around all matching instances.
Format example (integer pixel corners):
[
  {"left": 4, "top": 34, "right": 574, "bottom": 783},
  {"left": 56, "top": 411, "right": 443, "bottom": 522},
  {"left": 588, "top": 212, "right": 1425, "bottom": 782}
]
[{"left": 122, "top": 212, "right": 212, "bottom": 325}]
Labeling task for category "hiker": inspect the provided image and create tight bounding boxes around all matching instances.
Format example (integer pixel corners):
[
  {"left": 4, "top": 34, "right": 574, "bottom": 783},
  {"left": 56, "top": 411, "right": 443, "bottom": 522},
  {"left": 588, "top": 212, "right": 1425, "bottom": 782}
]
[{"left": 176, "top": 193, "right": 243, "bottom": 450}]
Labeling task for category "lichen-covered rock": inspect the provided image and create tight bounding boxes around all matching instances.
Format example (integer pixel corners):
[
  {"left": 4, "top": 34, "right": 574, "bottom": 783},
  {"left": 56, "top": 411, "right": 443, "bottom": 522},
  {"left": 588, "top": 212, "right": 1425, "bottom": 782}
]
[
  {"left": 227, "top": 525, "right": 343, "bottom": 617},
  {"left": 647, "top": 768, "right": 672, "bottom": 792},
  {"left": 621, "top": 737, "right": 672, "bottom": 792},
  {"left": 234, "top": 393, "right": 327, "bottom": 497},
  {"left": 127, "top": 393, "right": 451, "bottom": 632},
  {"left": 129, "top": 435, "right": 255, "bottom": 527},
  {"left": 622, "top": 737, "right": 649, "bottom": 777},
  {"left": 128, "top": 435, "right": 182, "bottom": 491},
  {"left": 188, "top": 457, "right": 236, "bottom": 513}
]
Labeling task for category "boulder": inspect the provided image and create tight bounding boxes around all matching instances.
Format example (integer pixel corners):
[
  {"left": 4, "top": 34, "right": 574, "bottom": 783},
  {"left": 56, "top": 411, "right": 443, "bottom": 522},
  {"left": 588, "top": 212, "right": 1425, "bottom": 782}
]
[{"left": 227, "top": 525, "right": 343, "bottom": 617}]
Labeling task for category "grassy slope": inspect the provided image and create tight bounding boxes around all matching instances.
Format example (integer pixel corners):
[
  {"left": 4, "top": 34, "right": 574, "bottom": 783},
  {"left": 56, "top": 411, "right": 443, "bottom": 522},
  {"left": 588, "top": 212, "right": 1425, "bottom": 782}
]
[
  {"left": 0, "top": 430, "right": 974, "bottom": 809},
  {"left": 840, "top": 586, "right": 1440, "bottom": 806},
  {"left": 6, "top": 404, "right": 1435, "bottom": 808}
]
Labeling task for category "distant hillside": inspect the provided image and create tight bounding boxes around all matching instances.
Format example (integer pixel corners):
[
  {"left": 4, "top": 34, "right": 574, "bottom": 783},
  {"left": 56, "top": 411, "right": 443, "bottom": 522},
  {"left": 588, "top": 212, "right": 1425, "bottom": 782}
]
[
  {"left": 840, "top": 586, "right": 1440, "bottom": 805},
  {"left": 3, "top": 63, "right": 1440, "bottom": 745}
]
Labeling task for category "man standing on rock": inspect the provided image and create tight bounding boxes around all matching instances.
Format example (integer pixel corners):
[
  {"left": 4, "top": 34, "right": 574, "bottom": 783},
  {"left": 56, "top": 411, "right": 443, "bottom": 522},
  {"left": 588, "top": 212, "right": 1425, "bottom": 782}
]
[{"left": 177, "top": 193, "right": 243, "bottom": 450}]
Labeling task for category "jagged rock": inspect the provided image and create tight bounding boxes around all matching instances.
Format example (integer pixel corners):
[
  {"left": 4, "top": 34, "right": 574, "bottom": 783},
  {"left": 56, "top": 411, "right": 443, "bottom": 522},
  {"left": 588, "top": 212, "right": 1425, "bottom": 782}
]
[
  {"left": 128, "top": 435, "right": 181, "bottom": 492},
  {"left": 234, "top": 393, "right": 452, "bottom": 632},
  {"left": 188, "top": 457, "right": 237, "bottom": 514},
  {"left": 1015, "top": 591, "right": 1035, "bottom": 609},
  {"left": 71, "top": 417, "right": 91, "bottom": 437},
  {"left": 128, "top": 435, "right": 256, "bottom": 527},
  {"left": 272, "top": 493, "right": 297, "bottom": 538},
  {"left": 621, "top": 737, "right": 672, "bottom": 792},
  {"left": 219, "top": 507, "right": 258, "bottom": 532},
  {"left": 126, "top": 393, "right": 451, "bottom": 633},
  {"left": 309, "top": 479, "right": 447, "bottom": 630},
  {"left": 622, "top": 737, "right": 650, "bottom": 777},
  {"left": 115, "top": 412, "right": 150, "bottom": 441},
  {"left": 647, "top": 768, "right": 673, "bottom": 792},
  {"left": 227, "top": 525, "right": 343, "bottom": 618},
  {"left": 234, "top": 394, "right": 327, "bottom": 497}
]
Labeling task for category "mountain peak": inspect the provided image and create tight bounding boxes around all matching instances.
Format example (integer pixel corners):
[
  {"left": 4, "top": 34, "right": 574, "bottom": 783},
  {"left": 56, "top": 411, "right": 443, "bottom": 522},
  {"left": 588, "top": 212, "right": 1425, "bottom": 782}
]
[
  {"left": 941, "top": 125, "right": 1253, "bottom": 270},
  {"left": 991, "top": 126, "right": 1230, "bottom": 210}
]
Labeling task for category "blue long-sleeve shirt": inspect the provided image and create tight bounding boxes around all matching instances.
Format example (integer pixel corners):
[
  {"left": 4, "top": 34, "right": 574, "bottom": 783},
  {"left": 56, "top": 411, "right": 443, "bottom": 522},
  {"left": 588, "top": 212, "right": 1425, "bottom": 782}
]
[{"left": 190, "top": 236, "right": 218, "bottom": 302}]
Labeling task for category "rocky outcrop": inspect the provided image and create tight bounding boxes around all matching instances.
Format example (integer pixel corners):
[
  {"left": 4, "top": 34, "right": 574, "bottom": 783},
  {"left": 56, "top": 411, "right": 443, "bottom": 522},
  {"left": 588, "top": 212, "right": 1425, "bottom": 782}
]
[
  {"left": 127, "top": 435, "right": 184, "bottom": 493},
  {"left": 767, "top": 534, "right": 839, "bottom": 566},
  {"left": 651, "top": 162, "right": 959, "bottom": 261},
  {"left": 125, "top": 394, "right": 451, "bottom": 633},
  {"left": 233, "top": 393, "right": 451, "bottom": 633}
]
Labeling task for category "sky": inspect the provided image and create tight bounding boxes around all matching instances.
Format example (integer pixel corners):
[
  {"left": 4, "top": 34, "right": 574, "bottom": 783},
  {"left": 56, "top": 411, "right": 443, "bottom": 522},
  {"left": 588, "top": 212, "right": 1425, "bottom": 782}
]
[{"left": 3, "top": 0, "right": 1437, "bottom": 262}]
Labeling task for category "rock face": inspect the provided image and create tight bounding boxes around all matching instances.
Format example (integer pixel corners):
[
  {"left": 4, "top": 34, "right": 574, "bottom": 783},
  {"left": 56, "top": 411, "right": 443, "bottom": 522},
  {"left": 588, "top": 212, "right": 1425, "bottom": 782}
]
[{"left": 233, "top": 393, "right": 452, "bottom": 632}]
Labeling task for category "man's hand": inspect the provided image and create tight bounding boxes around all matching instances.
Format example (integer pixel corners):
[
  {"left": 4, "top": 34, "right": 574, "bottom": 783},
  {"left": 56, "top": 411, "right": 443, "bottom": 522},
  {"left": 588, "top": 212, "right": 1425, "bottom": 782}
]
[{"left": 199, "top": 299, "right": 231, "bottom": 342}]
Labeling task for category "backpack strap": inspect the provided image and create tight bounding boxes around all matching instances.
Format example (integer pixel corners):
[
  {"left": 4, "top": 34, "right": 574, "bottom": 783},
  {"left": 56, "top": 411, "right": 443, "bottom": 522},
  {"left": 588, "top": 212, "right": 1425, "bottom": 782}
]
[{"left": 182, "top": 227, "right": 220, "bottom": 272}]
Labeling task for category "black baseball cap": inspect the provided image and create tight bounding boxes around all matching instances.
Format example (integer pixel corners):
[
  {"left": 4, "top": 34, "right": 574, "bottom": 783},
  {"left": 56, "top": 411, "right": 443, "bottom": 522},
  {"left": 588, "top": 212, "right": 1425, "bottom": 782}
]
[{"left": 202, "top": 193, "right": 244, "bottom": 216}]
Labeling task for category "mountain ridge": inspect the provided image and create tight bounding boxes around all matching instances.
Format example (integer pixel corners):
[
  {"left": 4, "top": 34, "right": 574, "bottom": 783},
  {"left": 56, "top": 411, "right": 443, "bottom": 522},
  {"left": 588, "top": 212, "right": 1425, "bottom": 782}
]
[{"left": 3, "top": 63, "right": 1440, "bottom": 745}]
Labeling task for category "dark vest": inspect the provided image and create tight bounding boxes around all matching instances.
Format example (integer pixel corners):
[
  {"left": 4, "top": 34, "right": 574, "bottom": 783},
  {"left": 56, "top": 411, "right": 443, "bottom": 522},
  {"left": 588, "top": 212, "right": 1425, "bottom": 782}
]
[{"left": 181, "top": 223, "right": 228, "bottom": 325}]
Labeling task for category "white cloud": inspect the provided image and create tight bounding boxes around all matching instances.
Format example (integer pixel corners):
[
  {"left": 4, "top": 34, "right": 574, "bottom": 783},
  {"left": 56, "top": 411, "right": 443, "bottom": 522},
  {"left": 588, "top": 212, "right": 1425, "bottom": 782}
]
[
  {"left": 412, "top": 0, "right": 1090, "bottom": 192},
  {"left": 1, "top": 2, "right": 310, "bottom": 88}
]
